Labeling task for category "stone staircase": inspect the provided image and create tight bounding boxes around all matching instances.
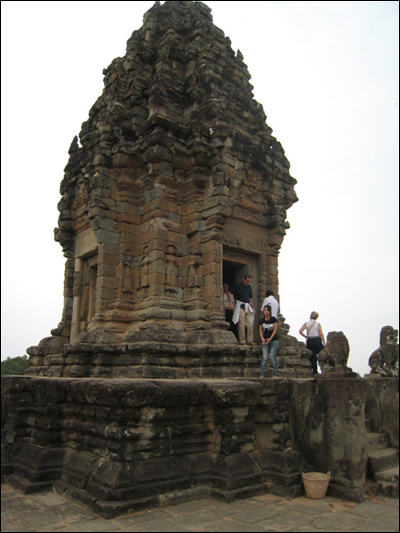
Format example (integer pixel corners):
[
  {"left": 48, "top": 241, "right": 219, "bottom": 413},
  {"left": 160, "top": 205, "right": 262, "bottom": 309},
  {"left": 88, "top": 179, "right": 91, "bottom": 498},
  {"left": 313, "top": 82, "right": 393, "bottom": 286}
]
[{"left": 365, "top": 418, "right": 399, "bottom": 497}]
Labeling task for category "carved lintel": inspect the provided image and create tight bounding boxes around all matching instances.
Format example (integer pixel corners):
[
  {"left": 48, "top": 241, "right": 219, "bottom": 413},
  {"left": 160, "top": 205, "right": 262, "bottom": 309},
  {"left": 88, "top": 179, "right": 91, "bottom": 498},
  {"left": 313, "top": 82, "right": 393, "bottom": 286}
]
[{"left": 222, "top": 231, "right": 266, "bottom": 254}]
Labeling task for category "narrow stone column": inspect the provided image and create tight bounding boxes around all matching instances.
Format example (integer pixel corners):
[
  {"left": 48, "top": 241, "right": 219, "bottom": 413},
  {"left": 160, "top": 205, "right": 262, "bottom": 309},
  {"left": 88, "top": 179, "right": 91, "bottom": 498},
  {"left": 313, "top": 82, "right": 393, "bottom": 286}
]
[{"left": 70, "top": 258, "right": 82, "bottom": 342}]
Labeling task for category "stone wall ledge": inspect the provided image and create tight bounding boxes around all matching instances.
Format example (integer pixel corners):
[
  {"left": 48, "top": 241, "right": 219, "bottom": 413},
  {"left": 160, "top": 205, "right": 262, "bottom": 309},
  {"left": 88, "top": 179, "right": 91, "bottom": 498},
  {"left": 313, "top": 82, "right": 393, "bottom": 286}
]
[
  {"left": 24, "top": 341, "right": 313, "bottom": 380},
  {"left": 2, "top": 376, "right": 398, "bottom": 517}
]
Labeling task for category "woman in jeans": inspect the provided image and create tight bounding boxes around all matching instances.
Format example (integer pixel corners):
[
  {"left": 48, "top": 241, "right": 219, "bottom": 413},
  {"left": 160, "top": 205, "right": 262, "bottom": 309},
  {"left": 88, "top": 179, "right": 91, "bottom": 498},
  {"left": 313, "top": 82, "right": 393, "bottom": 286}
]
[
  {"left": 299, "top": 311, "right": 326, "bottom": 375},
  {"left": 258, "top": 304, "right": 280, "bottom": 378}
]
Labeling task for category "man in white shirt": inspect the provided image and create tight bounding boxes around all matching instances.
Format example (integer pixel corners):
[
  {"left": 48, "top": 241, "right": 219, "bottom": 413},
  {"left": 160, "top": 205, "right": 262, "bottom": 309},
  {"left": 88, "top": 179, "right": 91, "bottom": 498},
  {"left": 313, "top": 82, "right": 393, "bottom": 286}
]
[{"left": 261, "top": 290, "right": 279, "bottom": 319}]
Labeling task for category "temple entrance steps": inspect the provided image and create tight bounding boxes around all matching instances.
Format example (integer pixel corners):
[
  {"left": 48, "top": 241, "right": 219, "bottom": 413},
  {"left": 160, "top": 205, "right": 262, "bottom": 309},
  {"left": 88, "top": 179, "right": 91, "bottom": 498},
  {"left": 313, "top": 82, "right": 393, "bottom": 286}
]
[{"left": 365, "top": 418, "right": 399, "bottom": 498}]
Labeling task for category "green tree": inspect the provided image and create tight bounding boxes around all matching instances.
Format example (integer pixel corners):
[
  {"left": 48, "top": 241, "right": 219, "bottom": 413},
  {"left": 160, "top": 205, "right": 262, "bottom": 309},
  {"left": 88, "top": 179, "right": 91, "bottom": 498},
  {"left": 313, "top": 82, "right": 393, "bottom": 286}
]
[{"left": 1, "top": 355, "right": 29, "bottom": 376}]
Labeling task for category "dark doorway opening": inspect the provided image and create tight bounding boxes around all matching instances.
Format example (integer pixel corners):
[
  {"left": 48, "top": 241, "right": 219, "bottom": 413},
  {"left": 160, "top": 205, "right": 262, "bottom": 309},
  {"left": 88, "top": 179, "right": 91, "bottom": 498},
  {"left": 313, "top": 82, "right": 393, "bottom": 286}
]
[
  {"left": 223, "top": 260, "right": 248, "bottom": 292},
  {"left": 222, "top": 251, "right": 259, "bottom": 343},
  {"left": 222, "top": 260, "right": 250, "bottom": 342}
]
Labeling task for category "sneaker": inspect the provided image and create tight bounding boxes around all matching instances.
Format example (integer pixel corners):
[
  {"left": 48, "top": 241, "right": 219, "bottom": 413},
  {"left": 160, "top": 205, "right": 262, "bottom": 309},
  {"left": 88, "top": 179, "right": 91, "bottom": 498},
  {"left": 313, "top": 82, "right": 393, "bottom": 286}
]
[
  {"left": 272, "top": 375, "right": 279, "bottom": 379},
  {"left": 258, "top": 375, "right": 264, "bottom": 379},
  {"left": 247, "top": 342, "right": 257, "bottom": 346}
]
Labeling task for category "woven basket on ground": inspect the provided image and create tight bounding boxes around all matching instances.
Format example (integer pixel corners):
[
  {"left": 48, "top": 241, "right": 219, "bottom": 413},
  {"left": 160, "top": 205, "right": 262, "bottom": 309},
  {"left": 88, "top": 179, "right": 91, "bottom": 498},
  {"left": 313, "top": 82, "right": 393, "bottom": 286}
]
[{"left": 302, "top": 471, "right": 331, "bottom": 499}]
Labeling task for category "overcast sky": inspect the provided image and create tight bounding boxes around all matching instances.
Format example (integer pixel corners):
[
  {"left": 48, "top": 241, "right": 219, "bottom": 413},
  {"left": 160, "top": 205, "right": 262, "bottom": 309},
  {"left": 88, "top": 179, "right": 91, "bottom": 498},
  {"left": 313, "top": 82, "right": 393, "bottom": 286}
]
[{"left": 1, "top": 1, "right": 399, "bottom": 376}]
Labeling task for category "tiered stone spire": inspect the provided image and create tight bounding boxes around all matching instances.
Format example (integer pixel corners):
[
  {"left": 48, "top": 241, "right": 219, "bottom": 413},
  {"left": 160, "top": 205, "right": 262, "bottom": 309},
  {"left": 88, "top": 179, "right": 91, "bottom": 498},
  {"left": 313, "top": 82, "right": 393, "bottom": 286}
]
[{"left": 27, "top": 1, "right": 307, "bottom": 377}]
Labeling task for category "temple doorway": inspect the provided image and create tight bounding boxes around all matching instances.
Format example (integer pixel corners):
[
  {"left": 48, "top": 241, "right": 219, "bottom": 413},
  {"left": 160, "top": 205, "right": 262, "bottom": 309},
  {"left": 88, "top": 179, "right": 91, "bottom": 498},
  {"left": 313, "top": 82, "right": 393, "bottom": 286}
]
[
  {"left": 222, "top": 249, "right": 260, "bottom": 341},
  {"left": 223, "top": 260, "right": 248, "bottom": 291}
]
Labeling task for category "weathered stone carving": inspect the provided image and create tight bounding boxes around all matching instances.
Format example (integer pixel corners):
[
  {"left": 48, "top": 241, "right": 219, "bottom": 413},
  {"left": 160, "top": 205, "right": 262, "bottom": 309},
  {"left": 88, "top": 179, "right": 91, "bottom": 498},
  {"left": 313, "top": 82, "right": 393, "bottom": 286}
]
[
  {"left": 47, "top": 0, "right": 298, "bottom": 347},
  {"left": 2, "top": 3, "right": 399, "bottom": 514},
  {"left": 22, "top": 0, "right": 315, "bottom": 378},
  {"left": 317, "top": 331, "right": 353, "bottom": 373},
  {"left": 369, "top": 326, "right": 399, "bottom": 377},
  {"left": 3, "top": 374, "right": 398, "bottom": 514}
]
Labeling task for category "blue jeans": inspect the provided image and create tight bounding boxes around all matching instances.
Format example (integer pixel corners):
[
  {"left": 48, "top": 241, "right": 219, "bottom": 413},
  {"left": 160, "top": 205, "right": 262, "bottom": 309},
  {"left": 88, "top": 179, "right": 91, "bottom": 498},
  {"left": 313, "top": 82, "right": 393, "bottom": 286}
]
[{"left": 259, "top": 340, "right": 279, "bottom": 377}]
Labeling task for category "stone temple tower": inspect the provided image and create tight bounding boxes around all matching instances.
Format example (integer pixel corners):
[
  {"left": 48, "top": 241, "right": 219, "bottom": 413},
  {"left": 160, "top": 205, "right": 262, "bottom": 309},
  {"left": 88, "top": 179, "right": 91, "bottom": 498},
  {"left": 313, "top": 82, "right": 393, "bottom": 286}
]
[{"left": 27, "top": 1, "right": 310, "bottom": 378}]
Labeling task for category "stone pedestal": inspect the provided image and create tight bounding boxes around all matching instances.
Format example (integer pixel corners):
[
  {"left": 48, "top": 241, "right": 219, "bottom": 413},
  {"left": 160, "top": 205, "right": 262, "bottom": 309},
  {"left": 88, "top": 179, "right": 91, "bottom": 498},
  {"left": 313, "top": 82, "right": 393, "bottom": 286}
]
[{"left": 3, "top": 375, "right": 398, "bottom": 516}]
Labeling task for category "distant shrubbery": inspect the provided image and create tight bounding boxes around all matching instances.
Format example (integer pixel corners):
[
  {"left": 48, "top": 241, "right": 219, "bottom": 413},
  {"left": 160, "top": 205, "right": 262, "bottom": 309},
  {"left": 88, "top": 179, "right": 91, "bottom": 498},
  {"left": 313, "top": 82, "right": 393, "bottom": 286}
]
[{"left": 1, "top": 355, "right": 29, "bottom": 376}]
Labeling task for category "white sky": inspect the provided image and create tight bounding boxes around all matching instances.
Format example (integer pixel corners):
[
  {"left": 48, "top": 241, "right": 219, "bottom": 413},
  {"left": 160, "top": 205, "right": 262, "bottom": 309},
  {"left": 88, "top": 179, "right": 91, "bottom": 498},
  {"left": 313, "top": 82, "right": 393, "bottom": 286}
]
[{"left": 1, "top": 1, "right": 399, "bottom": 376}]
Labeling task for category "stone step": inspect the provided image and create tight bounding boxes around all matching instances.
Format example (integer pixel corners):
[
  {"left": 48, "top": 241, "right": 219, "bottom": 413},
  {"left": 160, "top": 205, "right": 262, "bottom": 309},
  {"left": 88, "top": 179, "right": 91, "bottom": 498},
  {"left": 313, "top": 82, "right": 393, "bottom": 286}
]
[
  {"left": 371, "top": 467, "right": 399, "bottom": 499},
  {"left": 372, "top": 481, "right": 399, "bottom": 498},
  {"left": 375, "top": 466, "right": 399, "bottom": 483},
  {"left": 367, "top": 431, "right": 388, "bottom": 451},
  {"left": 368, "top": 448, "right": 399, "bottom": 476}
]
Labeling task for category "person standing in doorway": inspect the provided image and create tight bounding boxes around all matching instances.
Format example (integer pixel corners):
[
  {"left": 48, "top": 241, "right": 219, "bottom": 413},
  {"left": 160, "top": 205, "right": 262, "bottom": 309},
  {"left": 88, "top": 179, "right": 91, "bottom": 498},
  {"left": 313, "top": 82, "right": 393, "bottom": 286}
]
[
  {"left": 299, "top": 311, "right": 326, "bottom": 375},
  {"left": 232, "top": 274, "right": 255, "bottom": 345},
  {"left": 258, "top": 304, "right": 280, "bottom": 378},
  {"left": 223, "top": 282, "right": 237, "bottom": 338},
  {"left": 260, "top": 290, "right": 279, "bottom": 319}
]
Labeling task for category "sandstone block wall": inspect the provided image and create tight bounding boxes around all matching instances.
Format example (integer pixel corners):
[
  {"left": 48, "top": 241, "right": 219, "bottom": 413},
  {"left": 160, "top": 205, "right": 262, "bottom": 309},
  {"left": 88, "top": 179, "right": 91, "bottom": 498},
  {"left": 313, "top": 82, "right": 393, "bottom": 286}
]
[
  {"left": 26, "top": 336, "right": 313, "bottom": 379},
  {"left": 38, "top": 0, "right": 299, "bottom": 350},
  {"left": 2, "top": 375, "right": 398, "bottom": 516}
]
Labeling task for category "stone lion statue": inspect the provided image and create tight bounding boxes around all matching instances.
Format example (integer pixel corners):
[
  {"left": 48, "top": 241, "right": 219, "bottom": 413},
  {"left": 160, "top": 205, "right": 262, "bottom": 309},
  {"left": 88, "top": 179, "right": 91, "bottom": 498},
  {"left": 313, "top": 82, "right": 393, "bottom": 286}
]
[
  {"left": 369, "top": 326, "right": 399, "bottom": 377},
  {"left": 318, "top": 331, "right": 352, "bottom": 373}
]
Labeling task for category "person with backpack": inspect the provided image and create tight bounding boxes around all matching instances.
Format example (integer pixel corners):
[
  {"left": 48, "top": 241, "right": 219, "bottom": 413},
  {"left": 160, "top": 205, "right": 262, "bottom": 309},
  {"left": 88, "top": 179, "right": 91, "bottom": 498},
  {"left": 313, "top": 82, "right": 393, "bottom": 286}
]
[{"left": 299, "top": 311, "right": 326, "bottom": 375}]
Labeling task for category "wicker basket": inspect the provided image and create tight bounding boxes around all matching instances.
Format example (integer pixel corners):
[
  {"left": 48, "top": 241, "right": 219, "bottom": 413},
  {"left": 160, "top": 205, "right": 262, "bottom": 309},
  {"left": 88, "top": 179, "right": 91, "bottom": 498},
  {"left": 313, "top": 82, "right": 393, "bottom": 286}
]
[{"left": 302, "top": 471, "right": 330, "bottom": 499}]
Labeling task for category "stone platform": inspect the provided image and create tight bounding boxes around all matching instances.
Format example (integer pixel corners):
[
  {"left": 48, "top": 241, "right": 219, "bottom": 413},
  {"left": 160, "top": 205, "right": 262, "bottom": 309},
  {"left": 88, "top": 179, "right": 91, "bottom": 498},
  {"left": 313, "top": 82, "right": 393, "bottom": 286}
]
[
  {"left": 2, "top": 374, "right": 398, "bottom": 518},
  {"left": 25, "top": 338, "right": 313, "bottom": 379}
]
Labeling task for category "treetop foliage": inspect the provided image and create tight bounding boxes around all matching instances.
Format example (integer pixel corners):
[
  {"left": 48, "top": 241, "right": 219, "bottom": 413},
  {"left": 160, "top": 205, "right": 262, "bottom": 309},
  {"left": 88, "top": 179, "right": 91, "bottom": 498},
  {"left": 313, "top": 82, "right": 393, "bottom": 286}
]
[{"left": 1, "top": 355, "right": 29, "bottom": 376}]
